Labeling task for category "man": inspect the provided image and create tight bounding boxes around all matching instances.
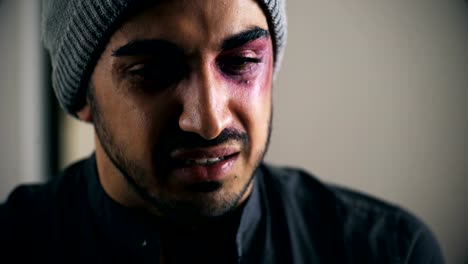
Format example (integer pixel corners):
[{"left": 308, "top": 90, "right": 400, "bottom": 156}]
[{"left": 0, "top": 0, "right": 444, "bottom": 263}]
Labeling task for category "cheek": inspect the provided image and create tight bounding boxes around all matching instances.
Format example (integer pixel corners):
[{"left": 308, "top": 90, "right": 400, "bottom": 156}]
[
  {"left": 127, "top": 94, "right": 178, "bottom": 142},
  {"left": 102, "top": 86, "right": 172, "bottom": 153},
  {"left": 226, "top": 52, "right": 273, "bottom": 142},
  {"left": 231, "top": 53, "right": 273, "bottom": 115}
]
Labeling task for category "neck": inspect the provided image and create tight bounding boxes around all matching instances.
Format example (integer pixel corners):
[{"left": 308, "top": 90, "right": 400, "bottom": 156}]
[{"left": 159, "top": 204, "right": 244, "bottom": 264}]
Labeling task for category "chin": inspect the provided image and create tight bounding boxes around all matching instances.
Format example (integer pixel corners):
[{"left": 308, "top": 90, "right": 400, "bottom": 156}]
[{"left": 152, "top": 177, "right": 253, "bottom": 221}]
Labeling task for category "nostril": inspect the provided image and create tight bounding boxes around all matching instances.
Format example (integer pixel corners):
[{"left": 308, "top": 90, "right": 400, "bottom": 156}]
[
  {"left": 179, "top": 107, "right": 228, "bottom": 140},
  {"left": 179, "top": 111, "right": 200, "bottom": 133}
]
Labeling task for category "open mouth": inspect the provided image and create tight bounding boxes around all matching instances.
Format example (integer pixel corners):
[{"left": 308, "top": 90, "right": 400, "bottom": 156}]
[
  {"left": 165, "top": 146, "right": 241, "bottom": 182},
  {"left": 170, "top": 152, "right": 239, "bottom": 167}
]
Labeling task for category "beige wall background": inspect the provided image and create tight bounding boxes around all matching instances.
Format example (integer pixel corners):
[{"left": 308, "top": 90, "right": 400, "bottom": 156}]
[
  {"left": 1, "top": 0, "right": 462, "bottom": 263},
  {"left": 0, "top": 1, "right": 46, "bottom": 200},
  {"left": 268, "top": 1, "right": 468, "bottom": 263}
]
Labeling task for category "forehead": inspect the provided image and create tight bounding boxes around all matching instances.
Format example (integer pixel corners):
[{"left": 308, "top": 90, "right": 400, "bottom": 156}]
[{"left": 111, "top": 0, "right": 269, "bottom": 51}]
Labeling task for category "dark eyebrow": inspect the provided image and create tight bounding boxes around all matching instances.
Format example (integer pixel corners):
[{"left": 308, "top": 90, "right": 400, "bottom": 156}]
[
  {"left": 221, "top": 27, "right": 270, "bottom": 51},
  {"left": 111, "top": 27, "right": 269, "bottom": 57},
  {"left": 111, "top": 39, "right": 183, "bottom": 57}
]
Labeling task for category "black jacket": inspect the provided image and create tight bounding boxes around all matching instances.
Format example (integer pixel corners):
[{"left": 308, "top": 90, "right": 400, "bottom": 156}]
[{"left": 0, "top": 155, "right": 444, "bottom": 263}]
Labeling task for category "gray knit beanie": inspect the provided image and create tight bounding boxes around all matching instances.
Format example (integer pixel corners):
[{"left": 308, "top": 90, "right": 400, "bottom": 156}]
[{"left": 42, "top": 0, "right": 287, "bottom": 116}]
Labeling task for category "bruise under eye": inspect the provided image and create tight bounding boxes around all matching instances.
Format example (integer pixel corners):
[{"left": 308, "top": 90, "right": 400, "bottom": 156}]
[
  {"left": 217, "top": 39, "right": 269, "bottom": 77},
  {"left": 217, "top": 56, "right": 262, "bottom": 76}
]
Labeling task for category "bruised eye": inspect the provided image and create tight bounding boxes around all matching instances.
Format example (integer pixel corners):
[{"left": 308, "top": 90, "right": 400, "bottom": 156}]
[{"left": 217, "top": 56, "right": 262, "bottom": 75}]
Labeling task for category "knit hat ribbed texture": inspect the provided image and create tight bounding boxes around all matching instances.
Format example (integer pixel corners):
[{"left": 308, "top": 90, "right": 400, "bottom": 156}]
[{"left": 42, "top": 0, "right": 287, "bottom": 116}]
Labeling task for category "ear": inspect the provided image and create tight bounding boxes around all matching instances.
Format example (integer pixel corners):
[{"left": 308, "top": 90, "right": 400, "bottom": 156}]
[{"left": 76, "top": 103, "right": 93, "bottom": 123}]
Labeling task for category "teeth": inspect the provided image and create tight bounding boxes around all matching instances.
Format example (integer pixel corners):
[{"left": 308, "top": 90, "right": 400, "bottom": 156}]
[{"left": 185, "top": 156, "right": 225, "bottom": 165}]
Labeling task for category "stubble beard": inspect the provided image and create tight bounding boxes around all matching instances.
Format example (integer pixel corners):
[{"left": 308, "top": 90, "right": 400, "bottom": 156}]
[{"left": 87, "top": 85, "right": 272, "bottom": 225}]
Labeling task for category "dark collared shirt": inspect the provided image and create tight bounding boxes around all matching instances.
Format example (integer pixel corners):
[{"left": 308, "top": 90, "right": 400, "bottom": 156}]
[{"left": 0, "top": 155, "right": 444, "bottom": 263}]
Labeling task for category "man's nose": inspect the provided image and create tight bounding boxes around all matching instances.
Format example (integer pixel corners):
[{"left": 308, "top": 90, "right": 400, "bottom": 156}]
[{"left": 178, "top": 66, "right": 232, "bottom": 140}]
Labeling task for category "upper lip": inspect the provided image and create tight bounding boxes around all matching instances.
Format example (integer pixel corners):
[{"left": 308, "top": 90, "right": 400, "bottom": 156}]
[{"left": 169, "top": 145, "right": 241, "bottom": 160}]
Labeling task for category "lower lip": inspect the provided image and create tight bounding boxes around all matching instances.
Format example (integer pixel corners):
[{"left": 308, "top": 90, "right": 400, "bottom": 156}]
[{"left": 168, "top": 154, "right": 239, "bottom": 182}]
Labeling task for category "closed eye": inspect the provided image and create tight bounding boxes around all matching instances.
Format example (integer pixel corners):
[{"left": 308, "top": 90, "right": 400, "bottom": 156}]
[
  {"left": 127, "top": 60, "right": 188, "bottom": 91},
  {"left": 218, "top": 56, "right": 262, "bottom": 75}
]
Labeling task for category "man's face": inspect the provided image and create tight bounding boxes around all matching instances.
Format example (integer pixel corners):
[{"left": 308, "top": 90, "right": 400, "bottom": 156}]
[{"left": 87, "top": 0, "right": 273, "bottom": 220}]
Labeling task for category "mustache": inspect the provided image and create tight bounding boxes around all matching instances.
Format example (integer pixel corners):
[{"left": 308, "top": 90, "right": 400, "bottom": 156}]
[{"left": 159, "top": 128, "right": 250, "bottom": 153}]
